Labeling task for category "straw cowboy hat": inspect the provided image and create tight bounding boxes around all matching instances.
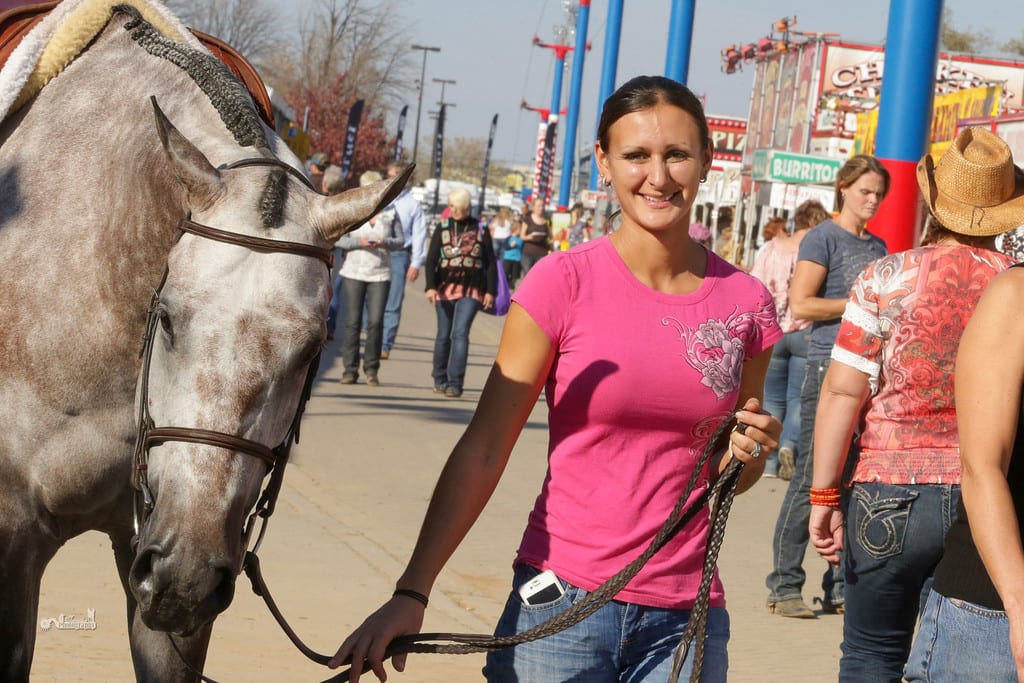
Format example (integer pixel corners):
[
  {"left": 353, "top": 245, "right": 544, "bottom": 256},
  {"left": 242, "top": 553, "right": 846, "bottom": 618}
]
[{"left": 917, "top": 126, "right": 1024, "bottom": 236}]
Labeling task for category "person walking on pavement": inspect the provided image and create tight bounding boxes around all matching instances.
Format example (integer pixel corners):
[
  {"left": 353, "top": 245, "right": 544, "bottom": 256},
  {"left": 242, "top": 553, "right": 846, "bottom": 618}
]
[
  {"left": 519, "top": 196, "right": 550, "bottom": 276},
  {"left": 812, "top": 126, "right": 1018, "bottom": 682},
  {"left": 765, "top": 155, "right": 890, "bottom": 619},
  {"left": 423, "top": 187, "right": 497, "bottom": 398},
  {"left": 750, "top": 202, "right": 830, "bottom": 481},
  {"left": 380, "top": 161, "right": 427, "bottom": 360},
  {"left": 330, "top": 75, "right": 782, "bottom": 683},
  {"left": 336, "top": 171, "right": 406, "bottom": 386},
  {"left": 489, "top": 205, "right": 515, "bottom": 262}
]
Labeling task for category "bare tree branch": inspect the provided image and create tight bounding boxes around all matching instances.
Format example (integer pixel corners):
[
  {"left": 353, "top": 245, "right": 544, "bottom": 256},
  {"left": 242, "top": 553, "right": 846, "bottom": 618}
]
[{"left": 165, "top": 0, "right": 284, "bottom": 67}]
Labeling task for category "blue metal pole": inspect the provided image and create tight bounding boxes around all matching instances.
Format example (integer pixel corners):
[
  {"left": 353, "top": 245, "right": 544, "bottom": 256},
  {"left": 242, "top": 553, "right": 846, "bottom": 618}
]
[
  {"left": 871, "top": 0, "right": 943, "bottom": 252},
  {"left": 590, "top": 0, "right": 624, "bottom": 190},
  {"left": 558, "top": 0, "right": 591, "bottom": 210},
  {"left": 550, "top": 57, "right": 566, "bottom": 118},
  {"left": 664, "top": 0, "right": 697, "bottom": 84}
]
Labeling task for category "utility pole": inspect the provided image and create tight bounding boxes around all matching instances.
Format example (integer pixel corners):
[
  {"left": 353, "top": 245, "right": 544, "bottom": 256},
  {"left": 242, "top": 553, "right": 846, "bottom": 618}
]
[
  {"left": 410, "top": 44, "right": 441, "bottom": 169},
  {"left": 432, "top": 78, "right": 456, "bottom": 108}
]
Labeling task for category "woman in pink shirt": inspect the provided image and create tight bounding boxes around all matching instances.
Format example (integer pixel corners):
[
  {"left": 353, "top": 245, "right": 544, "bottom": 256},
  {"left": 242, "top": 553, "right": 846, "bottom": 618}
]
[{"left": 332, "top": 76, "right": 783, "bottom": 682}]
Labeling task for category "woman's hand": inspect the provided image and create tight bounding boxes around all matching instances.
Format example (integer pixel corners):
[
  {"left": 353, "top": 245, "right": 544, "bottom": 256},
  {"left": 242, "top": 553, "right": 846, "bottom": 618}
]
[
  {"left": 483, "top": 293, "right": 495, "bottom": 310},
  {"left": 328, "top": 596, "right": 426, "bottom": 681},
  {"left": 809, "top": 505, "right": 844, "bottom": 565},
  {"left": 728, "top": 398, "right": 781, "bottom": 466},
  {"left": 425, "top": 288, "right": 437, "bottom": 305}
]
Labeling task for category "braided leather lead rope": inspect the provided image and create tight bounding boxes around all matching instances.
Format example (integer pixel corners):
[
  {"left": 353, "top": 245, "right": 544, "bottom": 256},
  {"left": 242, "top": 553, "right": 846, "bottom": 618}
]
[
  {"left": 315, "top": 412, "right": 742, "bottom": 683},
  {"left": 669, "top": 455, "right": 745, "bottom": 683}
]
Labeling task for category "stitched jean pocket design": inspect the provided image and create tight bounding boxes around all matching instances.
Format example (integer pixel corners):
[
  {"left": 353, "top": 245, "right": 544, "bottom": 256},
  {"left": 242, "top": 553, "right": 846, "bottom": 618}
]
[{"left": 852, "top": 485, "right": 918, "bottom": 560}]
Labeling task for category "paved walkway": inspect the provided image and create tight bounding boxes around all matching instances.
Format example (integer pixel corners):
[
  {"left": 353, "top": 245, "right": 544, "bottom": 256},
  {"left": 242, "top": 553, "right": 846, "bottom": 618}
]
[{"left": 33, "top": 288, "right": 842, "bottom": 681}]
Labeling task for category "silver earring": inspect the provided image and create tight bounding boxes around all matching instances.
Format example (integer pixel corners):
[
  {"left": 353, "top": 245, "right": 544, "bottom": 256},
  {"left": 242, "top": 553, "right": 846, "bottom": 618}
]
[{"left": 699, "top": 176, "right": 707, "bottom": 184}]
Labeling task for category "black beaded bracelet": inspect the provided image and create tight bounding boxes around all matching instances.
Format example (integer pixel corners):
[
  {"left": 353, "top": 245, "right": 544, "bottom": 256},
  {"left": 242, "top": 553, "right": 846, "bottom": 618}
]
[{"left": 393, "top": 588, "right": 429, "bottom": 607}]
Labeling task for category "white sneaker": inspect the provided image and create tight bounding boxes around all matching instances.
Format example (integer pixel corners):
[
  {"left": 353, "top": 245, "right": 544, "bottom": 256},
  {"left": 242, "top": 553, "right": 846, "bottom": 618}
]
[{"left": 778, "top": 447, "right": 796, "bottom": 481}]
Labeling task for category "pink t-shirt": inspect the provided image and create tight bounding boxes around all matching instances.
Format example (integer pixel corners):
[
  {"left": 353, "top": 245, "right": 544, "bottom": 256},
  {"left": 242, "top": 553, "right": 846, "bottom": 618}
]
[
  {"left": 749, "top": 239, "right": 811, "bottom": 334},
  {"left": 512, "top": 237, "right": 781, "bottom": 609}
]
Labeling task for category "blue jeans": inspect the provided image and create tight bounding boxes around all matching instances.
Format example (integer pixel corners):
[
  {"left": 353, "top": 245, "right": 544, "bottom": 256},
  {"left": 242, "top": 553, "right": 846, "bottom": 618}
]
[
  {"left": 432, "top": 296, "right": 481, "bottom": 391},
  {"left": 340, "top": 278, "right": 389, "bottom": 377},
  {"left": 484, "top": 564, "right": 730, "bottom": 682},
  {"left": 492, "top": 237, "right": 508, "bottom": 263},
  {"left": 905, "top": 590, "right": 1015, "bottom": 682},
  {"left": 520, "top": 249, "right": 546, "bottom": 276},
  {"left": 382, "top": 249, "right": 410, "bottom": 353},
  {"left": 766, "top": 358, "right": 845, "bottom": 605},
  {"left": 840, "top": 482, "right": 960, "bottom": 682},
  {"left": 763, "top": 329, "right": 808, "bottom": 454}
]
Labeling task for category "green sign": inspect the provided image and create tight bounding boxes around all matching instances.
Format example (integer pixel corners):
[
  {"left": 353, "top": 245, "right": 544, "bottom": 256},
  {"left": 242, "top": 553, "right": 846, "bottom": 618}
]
[
  {"left": 751, "top": 149, "right": 842, "bottom": 186},
  {"left": 752, "top": 149, "right": 770, "bottom": 181}
]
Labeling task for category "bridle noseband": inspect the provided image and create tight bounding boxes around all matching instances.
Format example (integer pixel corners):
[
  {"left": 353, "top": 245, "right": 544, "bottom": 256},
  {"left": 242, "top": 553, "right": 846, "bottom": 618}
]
[{"left": 131, "top": 157, "right": 332, "bottom": 559}]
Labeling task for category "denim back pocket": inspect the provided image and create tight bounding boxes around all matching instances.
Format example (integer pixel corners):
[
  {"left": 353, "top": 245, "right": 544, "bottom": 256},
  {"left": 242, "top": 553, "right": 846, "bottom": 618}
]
[{"left": 851, "top": 484, "right": 919, "bottom": 561}]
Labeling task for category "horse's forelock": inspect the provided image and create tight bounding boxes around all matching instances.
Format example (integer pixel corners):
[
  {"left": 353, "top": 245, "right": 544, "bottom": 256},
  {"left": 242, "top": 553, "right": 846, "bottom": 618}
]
[{"left": 258, "top": 168, "right": 288, "bottom": 229}]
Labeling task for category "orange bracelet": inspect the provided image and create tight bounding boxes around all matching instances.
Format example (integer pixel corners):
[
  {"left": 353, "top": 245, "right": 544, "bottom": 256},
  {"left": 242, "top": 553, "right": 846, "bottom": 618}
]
[{"left": 809, "top": 486, "right": 841, "bottom": 508}]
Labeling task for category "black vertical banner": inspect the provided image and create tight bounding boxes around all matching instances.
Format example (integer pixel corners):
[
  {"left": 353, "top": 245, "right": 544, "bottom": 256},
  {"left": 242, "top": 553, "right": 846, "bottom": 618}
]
[
  {"left": 394, "top": 104, "right": 408, "bottom": 162},
  {"left": 340, "top": 99, "right": 365, "bottom": 181},
  {"left": 430, "top": 104, "right": 446, "bottom": 215},
  {"left": 536, "top": 120, "right": 557, "bottom": 203},
  {"left": 477, "top": 113, "right": 499, "bottom": 217}
]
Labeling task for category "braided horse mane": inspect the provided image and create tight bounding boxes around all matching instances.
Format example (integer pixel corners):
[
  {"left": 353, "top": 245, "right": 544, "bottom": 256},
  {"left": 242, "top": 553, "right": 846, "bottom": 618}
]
[{"left": 115, "top": 3, "right": 289, "bottom": 228}]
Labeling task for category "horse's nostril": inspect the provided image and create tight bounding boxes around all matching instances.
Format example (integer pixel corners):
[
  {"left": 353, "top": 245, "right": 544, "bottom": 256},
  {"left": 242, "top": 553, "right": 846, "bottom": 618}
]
[
  {"left": 129, "top": 544, "right": 167, "bottom": 599},
  {"left": 209, "top": 566, "right": 236, "bottom": 613}
]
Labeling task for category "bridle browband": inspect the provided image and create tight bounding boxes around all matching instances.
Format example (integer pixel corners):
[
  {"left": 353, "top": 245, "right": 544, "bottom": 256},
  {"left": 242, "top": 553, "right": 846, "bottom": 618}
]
[{"left": 131, "top": 157, "right": 332, "bottom": 558}]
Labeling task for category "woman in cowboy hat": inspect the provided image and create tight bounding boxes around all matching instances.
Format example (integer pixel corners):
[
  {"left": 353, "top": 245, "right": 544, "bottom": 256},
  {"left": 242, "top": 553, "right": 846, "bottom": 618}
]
[
  {"left": 905, "top": 130, "right": 1024, "bottom": 681},
  {"left": 808, "top": 126, "right": 1023, "bottom": 682}
]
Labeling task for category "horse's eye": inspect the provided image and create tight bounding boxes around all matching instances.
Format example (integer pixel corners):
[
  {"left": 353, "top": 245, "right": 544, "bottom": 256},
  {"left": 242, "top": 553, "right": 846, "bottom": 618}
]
[{"left": 155, "top": 305, "right": 174, "bottom": 339}]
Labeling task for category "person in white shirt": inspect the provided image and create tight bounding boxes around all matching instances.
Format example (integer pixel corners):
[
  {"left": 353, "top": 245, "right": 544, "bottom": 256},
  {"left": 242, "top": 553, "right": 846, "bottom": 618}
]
[{"left": 336, "top": 171, "right": 405, "bottom": 385}]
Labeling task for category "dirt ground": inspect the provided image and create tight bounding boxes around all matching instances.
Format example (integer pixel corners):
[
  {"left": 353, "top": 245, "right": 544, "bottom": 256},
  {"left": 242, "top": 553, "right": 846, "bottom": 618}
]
[{"left": 31, "top": 292, "right": 841, "bottom": 682}]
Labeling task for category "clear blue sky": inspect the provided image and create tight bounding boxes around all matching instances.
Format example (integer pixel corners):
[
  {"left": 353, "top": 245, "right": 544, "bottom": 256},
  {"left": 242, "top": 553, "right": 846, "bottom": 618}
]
[{"left": 290, "top": 0, "right": 1023, "bottom": 166}]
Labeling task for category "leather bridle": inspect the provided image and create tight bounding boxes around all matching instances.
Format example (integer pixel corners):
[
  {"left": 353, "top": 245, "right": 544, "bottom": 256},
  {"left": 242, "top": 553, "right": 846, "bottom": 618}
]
[{"left": 131, "top": 157, "right": 332, "bottom": 561}]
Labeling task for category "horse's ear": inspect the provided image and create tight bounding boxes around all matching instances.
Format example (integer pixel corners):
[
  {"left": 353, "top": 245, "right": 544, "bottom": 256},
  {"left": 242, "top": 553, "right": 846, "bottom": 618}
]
[
  {"left": 151, "top": 97, "right": 223, "bottom": 207},
  {"left": 315, "top": 164, "right": 415, "bottom": 243}
]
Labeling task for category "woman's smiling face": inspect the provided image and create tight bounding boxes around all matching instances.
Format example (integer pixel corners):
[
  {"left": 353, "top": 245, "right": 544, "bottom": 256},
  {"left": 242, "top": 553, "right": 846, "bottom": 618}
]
[{"left": 596, "top": 102, "right": 711, "bottom": 237}]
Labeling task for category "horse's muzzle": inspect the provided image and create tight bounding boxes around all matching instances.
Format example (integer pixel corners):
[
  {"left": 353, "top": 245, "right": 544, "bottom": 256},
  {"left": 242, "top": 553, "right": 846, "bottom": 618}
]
[{"left": 129, "top": 542, "right": 236, "bottom": 634}]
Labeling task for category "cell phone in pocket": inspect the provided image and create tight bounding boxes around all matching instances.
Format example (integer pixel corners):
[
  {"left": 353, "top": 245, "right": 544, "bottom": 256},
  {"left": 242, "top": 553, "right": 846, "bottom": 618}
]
[{"left": 517, "top": 569, "right": 565, "bottom": 606}]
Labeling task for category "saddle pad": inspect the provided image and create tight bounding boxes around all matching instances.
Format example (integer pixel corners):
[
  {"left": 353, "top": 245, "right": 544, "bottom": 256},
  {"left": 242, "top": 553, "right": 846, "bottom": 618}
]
[{"left": 0, "top": 0, "right": 274, "bottom": 127}]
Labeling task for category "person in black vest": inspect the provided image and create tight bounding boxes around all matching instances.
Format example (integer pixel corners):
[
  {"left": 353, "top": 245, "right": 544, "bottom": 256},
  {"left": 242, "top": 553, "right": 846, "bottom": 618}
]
[{"left": 422, "top": 187, "right": 497, "bottom": 398}]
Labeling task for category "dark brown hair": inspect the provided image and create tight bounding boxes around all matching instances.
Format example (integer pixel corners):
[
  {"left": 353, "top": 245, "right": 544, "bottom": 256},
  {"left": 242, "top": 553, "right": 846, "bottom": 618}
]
[{"left": 596, "top": 76, "right": 711, "bottom": 157}]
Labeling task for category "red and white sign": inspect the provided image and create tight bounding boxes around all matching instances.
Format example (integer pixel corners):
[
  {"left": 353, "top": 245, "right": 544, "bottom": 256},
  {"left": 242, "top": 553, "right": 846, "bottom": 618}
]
[{"left": 707, "top": 116, "right": 747, "bottom": 163}]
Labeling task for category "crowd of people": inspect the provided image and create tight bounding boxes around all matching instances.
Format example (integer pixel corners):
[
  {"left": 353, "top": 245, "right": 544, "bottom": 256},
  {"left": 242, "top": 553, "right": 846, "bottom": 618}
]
[
  {"left": 310, "top": 90, "right": 1024, "bottom": 682},
  {"left": 320, "top": 155, "right": 600, "bottom": 395}
]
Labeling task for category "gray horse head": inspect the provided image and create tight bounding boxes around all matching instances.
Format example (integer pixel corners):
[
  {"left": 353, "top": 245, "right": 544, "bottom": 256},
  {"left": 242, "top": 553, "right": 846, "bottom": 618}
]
[{"left": 126, "top": 102, "right": 410, "bottom": 635}]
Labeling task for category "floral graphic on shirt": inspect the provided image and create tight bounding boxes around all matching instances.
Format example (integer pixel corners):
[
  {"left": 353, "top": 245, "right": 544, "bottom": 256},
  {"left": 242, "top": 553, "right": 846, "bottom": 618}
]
[{"left": 662, "top": 305, "right": 773, "bottom": 399}]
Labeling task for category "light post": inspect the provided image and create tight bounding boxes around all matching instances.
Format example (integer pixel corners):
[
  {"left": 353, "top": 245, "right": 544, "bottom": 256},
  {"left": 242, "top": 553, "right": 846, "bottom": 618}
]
[
  {"left": 432, "top": 78, "right": 456, "bottom": 108},
  {"left": 410, "top": 44, "right": 440, "bottom": 167}
]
